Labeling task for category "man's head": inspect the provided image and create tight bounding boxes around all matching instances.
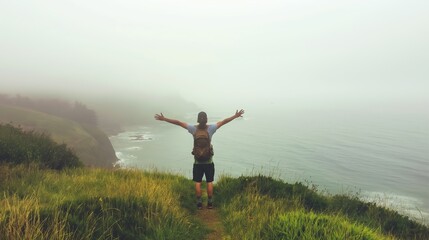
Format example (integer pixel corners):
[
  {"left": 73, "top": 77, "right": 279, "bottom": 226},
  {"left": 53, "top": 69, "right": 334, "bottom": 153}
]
[{"left": 197, "top": 111, "right": 207, "bottom": 124}]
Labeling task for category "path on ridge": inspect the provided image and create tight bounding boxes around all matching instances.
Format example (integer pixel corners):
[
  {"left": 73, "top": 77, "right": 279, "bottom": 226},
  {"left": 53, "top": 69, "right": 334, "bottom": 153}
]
[{"left": 196, "top": 208, "right": 227, "bottom": 240}]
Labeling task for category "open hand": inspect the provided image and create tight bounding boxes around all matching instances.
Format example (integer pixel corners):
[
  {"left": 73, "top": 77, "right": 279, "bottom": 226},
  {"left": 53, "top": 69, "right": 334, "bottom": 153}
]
[
  {"left": 154, "top": 113, "right": 165, "bottom": 121},
  {"left": 235, "top": 109, "right": 245, "bottom": 118}
]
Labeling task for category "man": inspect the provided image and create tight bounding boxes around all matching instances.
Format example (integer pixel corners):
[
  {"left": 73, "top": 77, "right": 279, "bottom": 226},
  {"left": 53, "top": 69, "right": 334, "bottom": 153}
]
[{"left": 154, "top": 109, "right": 245, "bottom": 209}]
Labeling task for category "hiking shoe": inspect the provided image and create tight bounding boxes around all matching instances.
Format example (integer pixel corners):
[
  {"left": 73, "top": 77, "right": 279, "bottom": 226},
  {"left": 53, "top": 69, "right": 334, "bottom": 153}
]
[
  {"left": 207, "top": 202, "right": 213, "bottom": 209},
  {"left": 197, "top": 202, "right": 203, "bottom": 210}
]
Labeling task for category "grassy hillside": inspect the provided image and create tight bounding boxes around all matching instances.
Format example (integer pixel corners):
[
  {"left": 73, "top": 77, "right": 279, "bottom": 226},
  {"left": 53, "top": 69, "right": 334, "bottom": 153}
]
[
  {"left": 0, "top": 165, "right": 206, "bottom": 239},
  {"left": 216, "top": 176, "right": 429, "bottom": 240},
  {"left": 1, "top": 165, "right": 428, "bottom": 239},
  {"left": 0, "top": 104, "right": 116, "bottom": 167}
]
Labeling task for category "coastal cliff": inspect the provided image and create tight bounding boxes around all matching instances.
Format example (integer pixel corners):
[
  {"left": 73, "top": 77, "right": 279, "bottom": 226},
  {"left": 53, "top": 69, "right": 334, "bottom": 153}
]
[{"left": 0, "top": 104, "right": 117, "bottom": 168}]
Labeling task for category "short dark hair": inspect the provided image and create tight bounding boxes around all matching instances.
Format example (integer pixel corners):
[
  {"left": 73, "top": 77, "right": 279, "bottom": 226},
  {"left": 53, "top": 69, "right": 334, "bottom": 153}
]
[{"left": 197, "top": 111, "right": 207, "bottom": 124}]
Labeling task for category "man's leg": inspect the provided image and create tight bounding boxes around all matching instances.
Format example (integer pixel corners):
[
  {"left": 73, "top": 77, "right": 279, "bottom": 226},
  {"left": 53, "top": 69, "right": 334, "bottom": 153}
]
[
  {"left": 195, "top": 182, "right": 203, "bottom": 209},
  {"left": 207, "top": 182, "right": 213, "bottom": 197},
  {"left": 195, "top": 182, "right": 202, "bottom": 197},
  {"left": 206, "top": 163, "right": 215, "bottom": 209},
  {"left": 193, "top": 164, "right": 204, "bottom": 209},
  {"left": 206, "top": 182, "right": 214, "bottom": 209}
]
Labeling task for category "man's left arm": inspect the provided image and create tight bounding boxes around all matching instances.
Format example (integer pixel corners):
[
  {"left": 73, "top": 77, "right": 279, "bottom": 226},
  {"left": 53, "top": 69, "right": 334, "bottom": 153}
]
[{"left": 216, "top": 109, "right": 245, "bottom": 129}]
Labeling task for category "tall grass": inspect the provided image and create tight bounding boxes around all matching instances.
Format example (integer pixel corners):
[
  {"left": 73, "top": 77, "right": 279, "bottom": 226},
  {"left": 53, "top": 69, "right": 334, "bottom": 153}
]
[
  {"left": 269, "top": 210, "right": 392, "bottom": 240},
  {"left": 0, "top": 194, "right": 72, "bottom": 239},
  {"left": 0, "top": 165, "right": 206, "bottom": 239},
  {"left": 216, "top": 175, "right": 429, "bottom": 240},
  {"left": 2, "top": 164, "right": 428, "bottom": 239}
]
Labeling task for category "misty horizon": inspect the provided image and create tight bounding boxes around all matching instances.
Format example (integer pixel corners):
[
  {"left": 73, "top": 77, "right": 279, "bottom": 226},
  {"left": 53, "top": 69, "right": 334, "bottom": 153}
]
[{"left": 1, "top": 0, "right": 428, "bottom": 112}]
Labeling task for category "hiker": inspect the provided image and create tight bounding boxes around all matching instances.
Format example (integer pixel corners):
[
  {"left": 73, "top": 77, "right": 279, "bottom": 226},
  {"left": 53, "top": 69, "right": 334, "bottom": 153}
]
[{"left": 154, "top": 109, "right": 245, "bottom": 209}]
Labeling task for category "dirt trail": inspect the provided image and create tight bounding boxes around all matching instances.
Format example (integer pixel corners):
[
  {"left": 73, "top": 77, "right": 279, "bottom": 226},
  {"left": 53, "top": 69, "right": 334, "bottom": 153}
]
[{"left": 196, "top": 208, "right": 227, "bottom": 240}]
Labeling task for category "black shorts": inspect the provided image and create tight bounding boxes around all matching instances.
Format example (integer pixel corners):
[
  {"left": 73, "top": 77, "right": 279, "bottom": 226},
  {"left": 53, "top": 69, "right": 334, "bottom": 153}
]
[{"left": 193, "top": 163, "right": 215, "bottom": 183}]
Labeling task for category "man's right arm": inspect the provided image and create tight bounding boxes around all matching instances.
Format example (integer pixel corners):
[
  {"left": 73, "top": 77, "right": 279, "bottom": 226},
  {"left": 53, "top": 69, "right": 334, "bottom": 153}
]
[
  {"left": 216, "top": 109, "right": 245, "bottom": 129},
  {"left": 154, "top": 113, "right": 188, "bottom": 129}
]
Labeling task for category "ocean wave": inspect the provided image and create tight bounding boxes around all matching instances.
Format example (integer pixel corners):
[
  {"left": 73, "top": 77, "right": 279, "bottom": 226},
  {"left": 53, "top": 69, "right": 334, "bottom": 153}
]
[
  {"left": 113, "top": 152, "right": 125, "bottom": 168},
  {"left": 129, "top": 134, "right": 153, "bottom": 141},
  {"left": 361, "top": 191, "right": 429, "bottom": 223},
  {"left": 126, "top": 146, "right": 142, "bottom": 151},
  {"left": 111, "top": 130, "right": 154, "bottom": 141},
  {"left": 114, "top": 151, "right": 137, "bottom": 168}
]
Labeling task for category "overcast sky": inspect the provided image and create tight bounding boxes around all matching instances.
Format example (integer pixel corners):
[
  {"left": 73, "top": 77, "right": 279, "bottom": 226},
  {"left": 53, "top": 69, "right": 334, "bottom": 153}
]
[{"left": 1, "top": 0, "right": 428, "bottom": 110}]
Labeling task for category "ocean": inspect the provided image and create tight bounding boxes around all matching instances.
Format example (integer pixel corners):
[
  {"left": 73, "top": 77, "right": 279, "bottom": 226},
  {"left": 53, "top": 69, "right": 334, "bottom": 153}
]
[{"left": 109, "top": 105, "right": 429, "bottom": 223}]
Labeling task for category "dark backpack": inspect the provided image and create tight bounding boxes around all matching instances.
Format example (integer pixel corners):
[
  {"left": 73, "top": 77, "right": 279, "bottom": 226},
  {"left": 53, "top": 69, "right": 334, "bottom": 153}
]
[{"left": 192, "top": 126, "right": 214, "bottom": 162}]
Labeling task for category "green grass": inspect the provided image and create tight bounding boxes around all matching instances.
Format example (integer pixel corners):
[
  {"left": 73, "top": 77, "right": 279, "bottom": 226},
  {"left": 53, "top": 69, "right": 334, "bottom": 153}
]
[
  {"left": 1, "top": 166, "right": 428, "bottom": 239},
  {"left": 270, "top": 210, "right": 391, "bottom": 240},
  {"left": 0, "top": 165, "right": 206, "bottom": 239},
  {"left": 219, "top": 191, "right": 391, "bottom": 240},
  {"left": 216, "top": 175, "right": 429, "bottom": 240}
]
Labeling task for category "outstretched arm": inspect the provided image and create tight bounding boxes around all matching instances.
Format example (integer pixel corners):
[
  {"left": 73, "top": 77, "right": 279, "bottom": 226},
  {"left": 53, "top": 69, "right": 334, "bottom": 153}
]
[
  {"left": 154, "top": 113, "right": 188, "bottom": 129},
  {"left": 216, "top": 109, "right": 245, "bottom": 129}
]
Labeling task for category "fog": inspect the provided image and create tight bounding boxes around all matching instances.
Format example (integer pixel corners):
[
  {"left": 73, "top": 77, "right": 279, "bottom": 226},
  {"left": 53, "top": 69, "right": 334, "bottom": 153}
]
[{"left": 1, "top": 0, "right": 428, "bottom": 112}]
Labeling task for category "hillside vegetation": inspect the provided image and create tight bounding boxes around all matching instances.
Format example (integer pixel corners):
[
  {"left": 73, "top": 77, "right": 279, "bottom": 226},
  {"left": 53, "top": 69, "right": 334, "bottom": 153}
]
[
  {"left": 0, "top": 104, "right": 117, "bottom": 167},
  {"left": 1, "top": 166, "right": 429, "bottom": 239},
  {"left": 0, "top": 124, "right": 82, "bottom": 169},
  {"left": 0, "top": 165, "right": 206, "bottom": 239},
  {"left": 216, "top": 176, "right": 429, "bottom": 240}
]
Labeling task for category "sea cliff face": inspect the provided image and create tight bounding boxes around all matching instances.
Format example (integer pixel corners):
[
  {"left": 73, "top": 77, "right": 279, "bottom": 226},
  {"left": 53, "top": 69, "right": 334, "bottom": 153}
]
[
  {"left": 0, "top": 104, "right": 118, "bottom": 168},
  {"left": 79, "top": 124, "right": 118, "bottom": 168}
]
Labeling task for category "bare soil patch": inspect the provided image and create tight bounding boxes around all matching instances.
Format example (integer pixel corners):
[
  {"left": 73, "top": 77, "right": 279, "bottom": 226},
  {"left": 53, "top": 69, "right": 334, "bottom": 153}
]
[{"left": 196, "top": 208, "right": 226, "bottom": 240}]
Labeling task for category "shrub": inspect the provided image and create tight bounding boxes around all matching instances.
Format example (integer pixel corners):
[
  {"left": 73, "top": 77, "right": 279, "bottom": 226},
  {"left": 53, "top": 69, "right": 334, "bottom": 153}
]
[{"left": 0, "top": 124, "right": 82, "bottom": 169}]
